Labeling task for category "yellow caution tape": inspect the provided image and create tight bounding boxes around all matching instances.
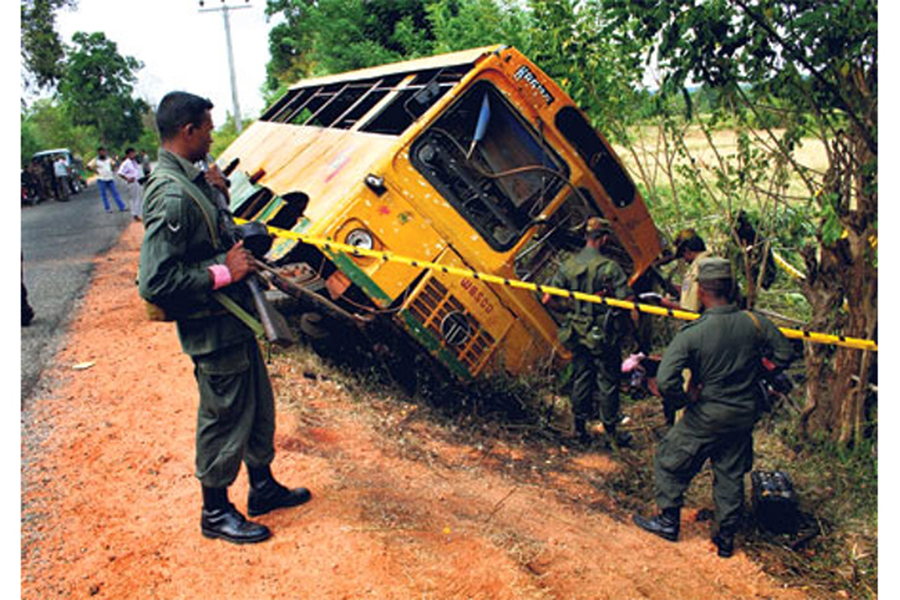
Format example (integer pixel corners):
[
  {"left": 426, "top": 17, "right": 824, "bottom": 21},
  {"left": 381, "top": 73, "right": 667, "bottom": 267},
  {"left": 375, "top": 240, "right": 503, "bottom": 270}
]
[
  {"left": 771, "top": 249, "right": 806, "bottom": 281},
  {"left": 243, "top": 220, "right": 877, "bottom": 352},
  {"left": 840, "top": 229, "right": 878, "bottom": 250}
]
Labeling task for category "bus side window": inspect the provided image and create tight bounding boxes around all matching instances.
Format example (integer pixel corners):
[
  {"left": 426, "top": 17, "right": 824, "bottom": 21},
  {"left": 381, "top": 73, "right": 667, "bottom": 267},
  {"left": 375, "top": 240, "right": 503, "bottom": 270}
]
[
  {"left": 555, "top": 107, "right": 635, "bottom": 209},
  {"left": 268, "top": 192, "right": 309, "bottom": 231}
]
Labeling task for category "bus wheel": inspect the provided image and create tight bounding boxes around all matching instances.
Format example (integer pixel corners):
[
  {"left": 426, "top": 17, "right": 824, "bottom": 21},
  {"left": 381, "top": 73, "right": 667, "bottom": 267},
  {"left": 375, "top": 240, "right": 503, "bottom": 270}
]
[{"left": 299, "top": 312, "right": 330, "bottom": 341}]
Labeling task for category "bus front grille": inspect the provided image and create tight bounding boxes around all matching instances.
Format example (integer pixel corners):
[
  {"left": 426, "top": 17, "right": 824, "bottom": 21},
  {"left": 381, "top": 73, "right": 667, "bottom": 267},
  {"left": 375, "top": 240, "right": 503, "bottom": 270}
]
[{"left": 407, "top": 277, "right": 495, "bottom": 373}]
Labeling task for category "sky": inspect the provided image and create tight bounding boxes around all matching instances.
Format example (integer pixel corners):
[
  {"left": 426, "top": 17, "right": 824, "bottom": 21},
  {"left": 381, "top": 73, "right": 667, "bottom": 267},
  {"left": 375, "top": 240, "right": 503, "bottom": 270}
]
[{"left": 50, "top": 0, "right": 280, "bottom": 127}]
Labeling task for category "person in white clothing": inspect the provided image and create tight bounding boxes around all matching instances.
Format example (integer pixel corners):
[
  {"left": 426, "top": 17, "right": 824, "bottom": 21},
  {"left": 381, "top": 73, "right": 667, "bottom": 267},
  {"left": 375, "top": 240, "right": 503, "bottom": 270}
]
[
  {"left": 88, "top": 147, "right": 127, "bottom": 213},
  {"left": 53, "top": 156, "right": 69, "bottom": 201},
  {"left": 117, "top": 147, "right": 144, "bottom": 221}
]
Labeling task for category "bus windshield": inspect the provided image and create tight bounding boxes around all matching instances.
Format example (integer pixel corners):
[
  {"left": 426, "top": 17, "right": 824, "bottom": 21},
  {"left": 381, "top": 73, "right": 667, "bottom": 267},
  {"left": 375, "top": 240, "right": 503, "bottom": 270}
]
[{"left": 410, "top": 81, "right": 569, "bottom": 251}]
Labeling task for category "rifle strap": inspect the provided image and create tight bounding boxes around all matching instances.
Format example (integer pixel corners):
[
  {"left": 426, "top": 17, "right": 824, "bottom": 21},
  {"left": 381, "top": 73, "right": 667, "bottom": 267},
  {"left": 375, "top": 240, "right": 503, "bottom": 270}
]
[
  {"left": 150, "top": 170, "right": 265, "bottom": 338},
  {"left": 744, "top": 310, "right": 763, "bottom": 337},
  {"left": 213, "top": 291, "right": 265, "bottom": 338},
  {"left": 149, "top": 171, "right": 222, "bottom": 250}
]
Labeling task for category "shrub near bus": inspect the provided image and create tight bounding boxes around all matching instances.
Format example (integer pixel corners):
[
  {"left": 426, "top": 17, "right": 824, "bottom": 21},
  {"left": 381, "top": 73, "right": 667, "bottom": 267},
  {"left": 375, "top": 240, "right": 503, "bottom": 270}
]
[{"left": 217, "top": 45, "right": 662, "bottom": 381}]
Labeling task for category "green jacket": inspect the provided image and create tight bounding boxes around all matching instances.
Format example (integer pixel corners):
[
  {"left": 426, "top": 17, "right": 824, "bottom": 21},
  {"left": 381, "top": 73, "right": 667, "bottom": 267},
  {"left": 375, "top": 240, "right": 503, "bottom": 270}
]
[
  {"left": 656, "top": 304, "right": 795, "bottom": 431},
  {"left": 137, "top": 149, "right": 255, "bottom": 357},
  {"left": 551, "top": 246, "right": 632, "bottom": 350}
]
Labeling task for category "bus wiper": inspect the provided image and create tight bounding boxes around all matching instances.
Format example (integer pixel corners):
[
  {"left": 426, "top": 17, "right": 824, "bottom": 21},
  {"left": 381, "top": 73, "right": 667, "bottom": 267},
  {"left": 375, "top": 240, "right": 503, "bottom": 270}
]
[{"left": 466, "top": 93, "right": 492, "bottom": 160}]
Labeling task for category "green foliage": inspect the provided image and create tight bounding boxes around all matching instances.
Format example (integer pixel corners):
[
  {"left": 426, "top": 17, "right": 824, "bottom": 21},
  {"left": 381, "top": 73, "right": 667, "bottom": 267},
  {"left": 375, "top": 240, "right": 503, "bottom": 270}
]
[
  {"left": 602, "top": 0, "right": 876, "bottom": 155},
  {"left": 20, "top": 117, "right": 44, "bottom": 166},
  {"left": 20, "top": 98, "right": 102, "bottom": 166},
  {"left": 20, "top": 0, "right": 76, "bottom": 90},
  {"left": 522, "top": 0, "right": 651, "bottom": 145},
  {"left": 265, "top": 0, "right": 435, "bottom": 87},
  {"left": 426, "top": 0, "right": 530, "bottom": 53},
  {"left": 57, "top": 31, "right": 147, "bottom": 148},
  {"left": 264, "top": 0, "right": 316, "bottom": 89},
  {"left": 210, "top": 115, "right": 252, "bottom": 158}
]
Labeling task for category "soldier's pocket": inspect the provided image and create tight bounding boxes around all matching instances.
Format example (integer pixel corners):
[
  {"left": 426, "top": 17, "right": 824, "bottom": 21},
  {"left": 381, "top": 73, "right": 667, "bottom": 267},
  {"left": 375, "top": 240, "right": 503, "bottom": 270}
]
[
  {"left": 196, "top": 343, "right": 251, "bottom": 420},
  {"left": 657, "top": 433, "right": 705, "bottom": 476}
]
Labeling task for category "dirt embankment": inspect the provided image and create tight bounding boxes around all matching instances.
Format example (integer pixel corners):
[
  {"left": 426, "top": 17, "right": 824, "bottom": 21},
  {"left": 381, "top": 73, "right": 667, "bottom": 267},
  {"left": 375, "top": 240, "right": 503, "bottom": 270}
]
[{"left": 21, "top": 223, "right": 808, "bottom": 599}]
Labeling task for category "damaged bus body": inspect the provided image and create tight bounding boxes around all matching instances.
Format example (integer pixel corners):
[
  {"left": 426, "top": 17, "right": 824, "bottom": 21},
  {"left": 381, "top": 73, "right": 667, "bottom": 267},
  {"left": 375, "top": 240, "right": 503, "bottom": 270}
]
[{"left": 217, "top": 45, "right": 662, "bottom": 381}]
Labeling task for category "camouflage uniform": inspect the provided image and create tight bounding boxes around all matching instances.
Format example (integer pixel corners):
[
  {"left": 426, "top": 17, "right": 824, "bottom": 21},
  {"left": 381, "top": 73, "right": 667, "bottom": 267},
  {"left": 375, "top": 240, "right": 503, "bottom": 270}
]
[{"left": 551, "top": 245, "right": 632, "bottom": 438}]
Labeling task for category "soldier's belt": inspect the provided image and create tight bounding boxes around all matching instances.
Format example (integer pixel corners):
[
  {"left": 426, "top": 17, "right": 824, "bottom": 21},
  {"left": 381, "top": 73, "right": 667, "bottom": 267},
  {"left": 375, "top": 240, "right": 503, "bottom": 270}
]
[{"left": 237, "top": 219, "right": 877, "bottom": 353}]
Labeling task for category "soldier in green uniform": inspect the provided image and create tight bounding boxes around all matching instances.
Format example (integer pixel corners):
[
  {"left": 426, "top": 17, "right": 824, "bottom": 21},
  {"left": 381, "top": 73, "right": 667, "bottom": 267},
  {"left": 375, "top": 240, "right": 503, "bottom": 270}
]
[
  {"left": 138, "top": 92, "right": 310, "bottom": 545},
  {"left": 633, "top": 258, "right": 794, "bottom": 557},
  {"left": 542, "top": 217, "right": 634, "bottom": 447}
]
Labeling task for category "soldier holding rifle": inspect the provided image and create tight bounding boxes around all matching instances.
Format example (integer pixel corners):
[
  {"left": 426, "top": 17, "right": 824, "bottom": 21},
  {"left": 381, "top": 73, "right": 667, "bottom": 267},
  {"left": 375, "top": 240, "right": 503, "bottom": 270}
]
[{"left": 138, "top": 91, "right": 309, "bottom": 545}]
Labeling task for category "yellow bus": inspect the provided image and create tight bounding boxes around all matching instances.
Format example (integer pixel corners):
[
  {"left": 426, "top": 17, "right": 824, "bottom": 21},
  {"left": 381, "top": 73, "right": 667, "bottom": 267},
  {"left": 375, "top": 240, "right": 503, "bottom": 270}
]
[{"left": 217, "top": 45, "right": 662, "bottom": 381}]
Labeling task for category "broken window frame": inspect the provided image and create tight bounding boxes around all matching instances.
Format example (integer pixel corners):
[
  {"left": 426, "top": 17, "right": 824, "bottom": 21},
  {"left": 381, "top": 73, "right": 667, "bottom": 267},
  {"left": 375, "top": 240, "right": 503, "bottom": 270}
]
[{"left": 259, "top": 64, "right": 474, "bottom": 135}]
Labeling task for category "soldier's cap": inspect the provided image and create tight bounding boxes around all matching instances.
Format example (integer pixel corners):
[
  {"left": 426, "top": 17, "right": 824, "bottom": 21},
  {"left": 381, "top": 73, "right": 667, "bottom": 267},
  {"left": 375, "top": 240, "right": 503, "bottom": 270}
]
[
  {"left": 585, "top": 216, "right": 613, "bottom": 238},
  {"left": 674, "top": 228, "right": 701, "bottom": 257},
  {"left": 697, "top": 257, "right": 733, "bottom": 282}
]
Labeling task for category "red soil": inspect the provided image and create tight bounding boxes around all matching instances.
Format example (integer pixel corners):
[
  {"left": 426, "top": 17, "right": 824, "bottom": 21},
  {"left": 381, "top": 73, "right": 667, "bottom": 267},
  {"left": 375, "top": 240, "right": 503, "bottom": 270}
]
[{"left": 21, "top": 223, "right": 808, "bottom": 599}]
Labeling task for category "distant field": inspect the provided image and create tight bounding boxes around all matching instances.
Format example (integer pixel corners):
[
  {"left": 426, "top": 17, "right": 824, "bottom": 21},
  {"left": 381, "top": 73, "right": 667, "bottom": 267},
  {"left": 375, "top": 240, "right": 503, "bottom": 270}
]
[{"left": 613, "top": 125, "right": 829, "bottom": 200}]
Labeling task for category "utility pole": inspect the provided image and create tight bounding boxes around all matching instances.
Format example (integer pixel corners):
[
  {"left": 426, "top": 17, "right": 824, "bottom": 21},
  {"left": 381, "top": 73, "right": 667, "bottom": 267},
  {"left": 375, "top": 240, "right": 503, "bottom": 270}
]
[{"left": 199, "top": 0, "right": 251, "bottom": 134}]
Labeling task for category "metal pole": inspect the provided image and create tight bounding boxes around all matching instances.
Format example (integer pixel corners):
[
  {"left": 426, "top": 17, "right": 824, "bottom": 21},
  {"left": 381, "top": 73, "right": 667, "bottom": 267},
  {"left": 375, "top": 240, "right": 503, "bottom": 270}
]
[
  {"left": 221, "top": 6, "right": 243, "bottom": 133},
  {"left": 199, "top": 2, "right": 251, "bottom": 134}
]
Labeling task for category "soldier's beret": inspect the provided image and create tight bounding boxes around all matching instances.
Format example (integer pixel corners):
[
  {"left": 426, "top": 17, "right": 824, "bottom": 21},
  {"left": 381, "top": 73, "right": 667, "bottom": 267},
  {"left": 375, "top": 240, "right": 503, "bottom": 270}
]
[{"left": 697, "top": 257, "right": 733, "bottom": 282}]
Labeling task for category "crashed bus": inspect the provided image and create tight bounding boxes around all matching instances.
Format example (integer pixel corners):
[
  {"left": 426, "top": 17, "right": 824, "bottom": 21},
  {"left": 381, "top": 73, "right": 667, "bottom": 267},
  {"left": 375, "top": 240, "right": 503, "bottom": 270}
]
[{"left": 216, "top": 45, "right": 662, "bottom": 381}]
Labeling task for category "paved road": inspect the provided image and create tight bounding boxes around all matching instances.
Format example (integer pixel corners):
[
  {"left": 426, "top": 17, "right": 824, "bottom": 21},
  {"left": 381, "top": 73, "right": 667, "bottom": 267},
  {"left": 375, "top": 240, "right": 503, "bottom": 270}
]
[{"left": 21, "top": 183, "right": 133, "bottom": 404}]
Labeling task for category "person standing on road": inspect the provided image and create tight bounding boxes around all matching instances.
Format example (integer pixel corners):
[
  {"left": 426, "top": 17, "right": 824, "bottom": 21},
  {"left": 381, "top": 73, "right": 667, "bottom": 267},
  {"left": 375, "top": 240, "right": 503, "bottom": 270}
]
[
  {"left": 88, "top": 147, "right": 127, "bottom": 213},
  {"left": 53, "top": 155, "right": 69, "bottom": 201},
  {"left": 632, "top": 258, "right": 794, "bottom": 558},
  {"left": 138, "top": 91, "right": 310, "bottom": 545},
  {"left": 542, "top": 217, "right": 634, "bottom": 448},
  {"left": 117, "top": 147, "right": 144, "bottom": 221}
]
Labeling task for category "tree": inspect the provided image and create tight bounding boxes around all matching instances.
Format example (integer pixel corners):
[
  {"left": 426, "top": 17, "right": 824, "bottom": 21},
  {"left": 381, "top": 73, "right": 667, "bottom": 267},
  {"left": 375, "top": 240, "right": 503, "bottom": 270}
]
[
  {"left": 20, "top": 0, "right": 76, "bottom": 91},
  {"left": 425, "top": 0, "right": 530, "bottom": 54},
  {"left": 264, "top": 0, "right": 316, "bottom": 89},
  {"left": 264, "top": 0, "right": 435, "bottom": 87},
  {"left": 21, "top": 98, "right": 100, "bottom": 165},
  {"left": 57, "top": 31, "right": 147, "bottom": 148},
  {"left": 602, "top": 0, "right": 877, "bottom": 446}
]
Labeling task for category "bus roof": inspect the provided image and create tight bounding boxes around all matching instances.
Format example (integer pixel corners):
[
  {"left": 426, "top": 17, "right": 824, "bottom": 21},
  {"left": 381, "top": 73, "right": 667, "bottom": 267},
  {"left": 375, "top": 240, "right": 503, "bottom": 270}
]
[{"left": 286, "top": 45, "right": 504, "bottom": 91}]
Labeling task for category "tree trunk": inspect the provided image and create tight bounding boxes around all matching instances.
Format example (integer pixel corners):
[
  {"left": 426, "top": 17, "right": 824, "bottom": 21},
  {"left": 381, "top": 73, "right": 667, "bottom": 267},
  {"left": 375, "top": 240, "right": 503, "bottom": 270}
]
[{"left": 799, "top": 121, "right": 876, "bottom": 447}]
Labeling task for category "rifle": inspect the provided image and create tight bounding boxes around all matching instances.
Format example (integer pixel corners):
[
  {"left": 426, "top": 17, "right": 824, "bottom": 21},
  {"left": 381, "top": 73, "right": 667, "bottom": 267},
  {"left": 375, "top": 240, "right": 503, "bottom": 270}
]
[
  {"left": 200, "top": 157, "right": 296, "bottom": 348},
  {"left": 233, "top": 221, "right": 296, "bottom": 348}
]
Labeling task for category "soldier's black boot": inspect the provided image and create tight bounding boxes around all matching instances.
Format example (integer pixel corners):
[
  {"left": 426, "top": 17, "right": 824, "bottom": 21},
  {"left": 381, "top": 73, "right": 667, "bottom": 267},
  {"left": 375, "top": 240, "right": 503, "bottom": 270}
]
[
  {"left": 632, "top": 507, "right": 680, "bottom": 542},
  {"left": 604, "top": 424, "right": 633, "bottom": 448},
  {"left": 247, "top": 464, "right": 312, "bottom": 517},
  {"left": 712, "top": 526, "right": 736, "bottom": 558},
  {"left": 574, "top": 418, "right": 593, "bottom": 446},
  {"left": 200, "top": 486, "right": 271, "bottom": 544}
]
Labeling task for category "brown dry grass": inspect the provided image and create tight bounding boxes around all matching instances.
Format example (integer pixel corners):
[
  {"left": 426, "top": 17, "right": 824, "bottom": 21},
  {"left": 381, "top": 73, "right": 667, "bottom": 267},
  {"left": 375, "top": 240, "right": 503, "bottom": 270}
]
[{"left": 614, "top": 124, "right": 829, "bottom": 200}]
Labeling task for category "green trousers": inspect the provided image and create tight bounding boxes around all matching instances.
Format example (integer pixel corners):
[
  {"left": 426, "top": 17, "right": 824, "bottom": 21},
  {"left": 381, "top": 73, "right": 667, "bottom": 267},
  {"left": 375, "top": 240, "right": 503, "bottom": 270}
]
[
  {"left": 654, "top": 416, "right": 753, "bottom": 530},
  {"left": 570, "top": 344, "right": 621, "bottom": 430},
  {"left": 192, "top": 339, "right": 275, "bottom": 488}
]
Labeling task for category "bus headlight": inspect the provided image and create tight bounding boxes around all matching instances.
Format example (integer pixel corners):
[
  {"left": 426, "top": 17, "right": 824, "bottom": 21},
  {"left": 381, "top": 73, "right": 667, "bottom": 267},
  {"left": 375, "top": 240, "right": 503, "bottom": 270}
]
[{"left": 346, "top": 228, "right": 374, "bottom": 250}]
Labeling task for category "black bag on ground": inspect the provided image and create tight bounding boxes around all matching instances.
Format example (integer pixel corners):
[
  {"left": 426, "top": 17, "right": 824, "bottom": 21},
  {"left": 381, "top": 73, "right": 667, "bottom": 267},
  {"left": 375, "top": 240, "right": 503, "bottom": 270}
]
[{"left": 751, "top": 470, "right": 800, "bottom": 534}]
